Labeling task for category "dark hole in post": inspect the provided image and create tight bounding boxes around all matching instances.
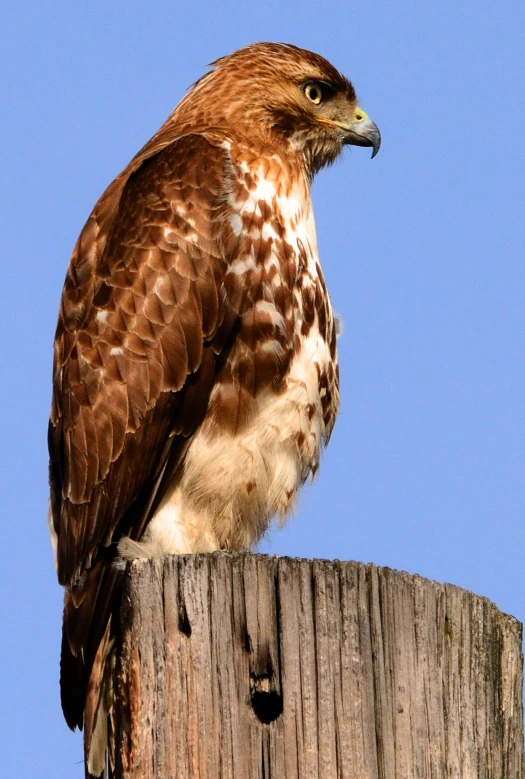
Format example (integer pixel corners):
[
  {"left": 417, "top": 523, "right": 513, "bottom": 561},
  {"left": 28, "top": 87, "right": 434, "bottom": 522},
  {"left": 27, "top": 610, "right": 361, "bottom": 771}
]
[
  {"left": 178, "top": 603, "right": 192, "bottom": 637},
  {"left": 251, "top": 690, "right": 283, "bottom": 724}
]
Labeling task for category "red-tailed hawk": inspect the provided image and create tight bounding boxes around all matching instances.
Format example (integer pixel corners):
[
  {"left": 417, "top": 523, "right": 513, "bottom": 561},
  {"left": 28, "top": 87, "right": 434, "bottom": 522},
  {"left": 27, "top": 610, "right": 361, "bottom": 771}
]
[{"left": 48, "top": 42, "right": 380, "bottom": 776}]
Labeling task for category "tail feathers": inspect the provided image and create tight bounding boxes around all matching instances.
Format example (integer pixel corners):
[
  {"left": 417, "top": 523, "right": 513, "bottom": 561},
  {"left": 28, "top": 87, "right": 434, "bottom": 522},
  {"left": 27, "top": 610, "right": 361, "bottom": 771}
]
[
  {"left": 84, "top": 618, "right": 115, "bottom": 779},
  {"left": 60, "top": 563, "right": 121, "bottom": 775},
  {"left": 60, "top": 628, "right": 88, "bottom": 731}
]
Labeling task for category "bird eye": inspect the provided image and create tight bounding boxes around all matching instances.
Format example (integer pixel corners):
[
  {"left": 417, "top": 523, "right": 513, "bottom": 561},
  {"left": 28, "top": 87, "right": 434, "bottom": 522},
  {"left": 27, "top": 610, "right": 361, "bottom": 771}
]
[{"left": 304, "top": 83, "right": 323, "bottom": 105}]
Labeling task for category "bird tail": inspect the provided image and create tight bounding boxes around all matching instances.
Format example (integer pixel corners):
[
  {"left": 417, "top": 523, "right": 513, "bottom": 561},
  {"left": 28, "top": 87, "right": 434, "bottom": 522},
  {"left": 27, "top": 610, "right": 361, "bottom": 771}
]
[
  {"left": 60, "top": 561, "right": 122, "bottom": 778},
  {"left": 84, "top": 620, "right": 115, "bottom": 778}
]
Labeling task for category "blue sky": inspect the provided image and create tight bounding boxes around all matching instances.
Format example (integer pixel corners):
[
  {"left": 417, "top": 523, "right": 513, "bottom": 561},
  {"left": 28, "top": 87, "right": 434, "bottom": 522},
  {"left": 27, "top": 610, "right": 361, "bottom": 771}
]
[{"left": 1, "top": 1, "right": 524, "bottom": 775}]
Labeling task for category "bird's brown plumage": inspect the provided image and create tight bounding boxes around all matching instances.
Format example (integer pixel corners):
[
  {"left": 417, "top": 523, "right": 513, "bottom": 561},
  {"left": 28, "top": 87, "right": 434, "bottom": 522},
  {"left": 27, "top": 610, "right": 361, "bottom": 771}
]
[{"left": 48, "top": 42, "right": 380, "bottom": 776}]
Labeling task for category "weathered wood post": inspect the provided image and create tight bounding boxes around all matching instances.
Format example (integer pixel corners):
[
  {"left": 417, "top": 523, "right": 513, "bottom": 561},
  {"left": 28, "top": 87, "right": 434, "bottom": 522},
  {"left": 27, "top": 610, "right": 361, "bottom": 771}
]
[{"left": 111, "top": 553, "right": 523, "bottom": 778}]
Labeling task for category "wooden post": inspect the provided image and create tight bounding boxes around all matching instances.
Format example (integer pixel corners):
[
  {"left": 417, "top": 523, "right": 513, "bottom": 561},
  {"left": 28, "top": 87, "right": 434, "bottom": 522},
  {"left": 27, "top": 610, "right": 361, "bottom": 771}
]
[{"left": 112, "top": 553, "right": 523, "bottom": 778}]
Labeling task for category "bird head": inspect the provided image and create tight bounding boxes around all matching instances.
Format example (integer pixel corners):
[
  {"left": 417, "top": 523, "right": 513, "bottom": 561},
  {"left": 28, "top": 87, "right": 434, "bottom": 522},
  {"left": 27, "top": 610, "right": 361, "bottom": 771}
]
[{"left": 174, "top": 42, "right": 380, "bottom": 176}]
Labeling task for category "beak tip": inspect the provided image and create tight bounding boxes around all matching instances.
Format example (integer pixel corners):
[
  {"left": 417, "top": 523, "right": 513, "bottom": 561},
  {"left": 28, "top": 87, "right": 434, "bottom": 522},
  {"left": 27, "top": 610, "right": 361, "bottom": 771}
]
[
  {"left": 343, "top": 118, "right": 381, "bottom": 159},
  {"left": 370, "top": 125, "right": 381, "bottom": 159}
]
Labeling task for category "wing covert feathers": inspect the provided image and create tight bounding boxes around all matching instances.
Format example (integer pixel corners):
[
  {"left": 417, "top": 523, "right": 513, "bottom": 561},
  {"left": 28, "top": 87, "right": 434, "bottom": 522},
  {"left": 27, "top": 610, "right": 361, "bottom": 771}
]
[{"left": 50, "top": 134, "right": 238, "bottom": 588}]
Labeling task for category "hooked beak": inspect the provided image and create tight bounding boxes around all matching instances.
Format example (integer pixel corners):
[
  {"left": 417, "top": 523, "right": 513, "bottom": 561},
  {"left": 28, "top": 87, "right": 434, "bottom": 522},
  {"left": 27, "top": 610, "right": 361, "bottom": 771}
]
[
  {"left": 344, "top": 116, "right": 381, "bottom": 158},
  {"left": 334, "top": 112, "right": 381, "bottom": 158}
]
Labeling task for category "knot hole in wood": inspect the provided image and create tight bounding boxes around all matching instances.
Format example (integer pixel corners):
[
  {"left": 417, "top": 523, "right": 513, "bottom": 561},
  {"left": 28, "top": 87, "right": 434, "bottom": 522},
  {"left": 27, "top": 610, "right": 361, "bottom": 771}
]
[{"left": 248, "top": 640, "right": 283, "bottom": 724}]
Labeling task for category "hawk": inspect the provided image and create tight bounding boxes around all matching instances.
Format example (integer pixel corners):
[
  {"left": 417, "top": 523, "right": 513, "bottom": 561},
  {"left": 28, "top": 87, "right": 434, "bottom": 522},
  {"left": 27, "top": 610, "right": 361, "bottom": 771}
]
[{"left": 48, "top": 42, "right": 380, "bottom": 776}]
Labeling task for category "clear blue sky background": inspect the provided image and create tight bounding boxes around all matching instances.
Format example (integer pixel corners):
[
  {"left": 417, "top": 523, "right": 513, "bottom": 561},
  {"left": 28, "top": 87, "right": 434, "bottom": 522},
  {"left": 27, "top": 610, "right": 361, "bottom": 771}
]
[{"left": 1, "top": 2, "right": 524, "bottom": 775}]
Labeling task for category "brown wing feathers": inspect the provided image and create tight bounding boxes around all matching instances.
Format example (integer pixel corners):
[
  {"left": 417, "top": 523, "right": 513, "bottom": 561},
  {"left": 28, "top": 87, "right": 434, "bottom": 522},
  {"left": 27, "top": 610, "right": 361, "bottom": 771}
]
[{"left": 50, "top": 134, "right": 242, "bottom": 734}]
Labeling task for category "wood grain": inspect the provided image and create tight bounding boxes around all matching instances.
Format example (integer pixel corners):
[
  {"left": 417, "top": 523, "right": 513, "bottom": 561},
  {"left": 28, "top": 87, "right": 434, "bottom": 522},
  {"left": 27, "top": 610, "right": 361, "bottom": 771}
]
[{"left": 112, "top": 553, "right": 523, "bottom": 778}]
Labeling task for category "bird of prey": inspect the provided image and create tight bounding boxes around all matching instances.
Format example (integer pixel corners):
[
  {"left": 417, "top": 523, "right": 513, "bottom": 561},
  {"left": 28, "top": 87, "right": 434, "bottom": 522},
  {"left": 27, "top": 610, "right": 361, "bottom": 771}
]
[{"left": 48, "top": 42, "right": 380, "bottom": 776}]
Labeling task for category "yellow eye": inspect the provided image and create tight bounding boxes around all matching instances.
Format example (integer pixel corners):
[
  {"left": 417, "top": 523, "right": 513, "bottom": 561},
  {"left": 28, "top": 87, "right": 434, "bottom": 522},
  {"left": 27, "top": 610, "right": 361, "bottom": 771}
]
[{"left": 304, "top": 83, "right": 323, "bottom": 105}]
